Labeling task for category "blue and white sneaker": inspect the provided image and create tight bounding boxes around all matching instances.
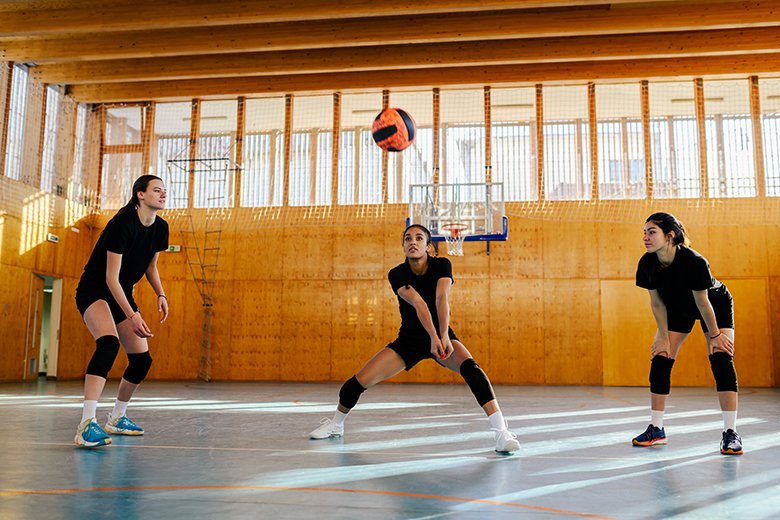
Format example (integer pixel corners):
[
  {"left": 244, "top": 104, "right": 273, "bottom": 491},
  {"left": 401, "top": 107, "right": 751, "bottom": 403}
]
[
  {"left": 632, "top": 424, "right": 667, "bottom": 446},
  {"left": 104, "top": 413, "right": 144, "bottom": 436},
  {"left": 74, "top": 418, "right": 112, "bottom": 448}
]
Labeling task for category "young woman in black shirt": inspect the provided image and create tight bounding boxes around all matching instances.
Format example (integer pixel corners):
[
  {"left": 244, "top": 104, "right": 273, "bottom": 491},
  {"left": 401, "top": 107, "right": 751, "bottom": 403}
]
[
  {"left": 632, "top": 213, "right": 741, "bottom": 455},
  {"left": 74, "top": 175, "right": 169, "bottom": 448},
  {"left": 309, "top": 224, "right": 519, "bottom": 454}
]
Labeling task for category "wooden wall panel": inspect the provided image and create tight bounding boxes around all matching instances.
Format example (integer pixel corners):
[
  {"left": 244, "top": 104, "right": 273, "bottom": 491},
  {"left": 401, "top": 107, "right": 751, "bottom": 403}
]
[
  {"left": 231, "top": 228, "right": 284, "bottom": 281},
  {"left": 332, "top": 224, "right": 384, "bottom": 281},
  {"left": 206, "top": 280, "right": 235, "bottom": 381},
  {"left": 53, "top": 222, "right": 94, "bottom": 278},
  {"left": 597, "top": 222, "right": 643, "bottom": 279},
  {"left": 725, "top": 278, "right": 773, "bottom": 387},
  {"left": 668, "top": 328, "right": 713, "bottom": 387},
  {"left": 0, "top": 265, "right": 31, "bottom": 380},
  {"left": 601, "top": 280, "right": 654, "bottom": 386},
  {"left": 228, "top": 280, "right": 283, "bottom": 380},
  {"left": 1, "top": 215, "right": 37, "bottom": 270},
  {"left": 6, "top": 201, "right": 775, "bottom": 387},
  {"left": 705, "top": 225, "right": 769, "bottom": 277},
  {"left": 770, "top": 277, "right": 780, "bottom": 387},
  {"left": 280, "top": 280, "right": 332, "bottom": 381},
  {"left": 283, "top": 226, "right": 334, "bottom": 280},
  {"left": 765, "top": 224, "right": 780, "bottom": 277},
  {"left": 447, "top": 244, "right": 490, "bottom": 280},
  {"left": 543, "top": 279, "right": 602, "bottom": 384},
  {"left": 450, "top": 278, "right": 491, "bottom": 372},
  {"left": 53, "top": 276, "right": 94, "bottom": 379},
  {"left": 489, "top": 216, "right": 543, "bottom": 280},
  {"left": 488, "top": 278, "right": 545, "bottom": 384},
  {"left": 330, "top": 279, "right": 385, "bottom": 381},
  {"left": 132, "top": 279, "right": 201, "bottom": 380},
  {"left": 542, "top": 220, "right": 599, "bottom": 279}
]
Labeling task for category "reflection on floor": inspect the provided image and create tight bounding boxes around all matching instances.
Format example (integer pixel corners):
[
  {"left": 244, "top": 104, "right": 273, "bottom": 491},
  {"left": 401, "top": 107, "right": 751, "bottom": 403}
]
[{"left": 1, "top": 381, "right": 778, "bottom": 519}]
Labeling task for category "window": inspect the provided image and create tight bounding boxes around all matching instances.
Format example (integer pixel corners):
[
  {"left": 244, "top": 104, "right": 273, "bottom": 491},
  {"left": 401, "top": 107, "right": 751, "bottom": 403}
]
[
  {"left": 41, "top": 86, "right": 60, "bottom": 192},
  {"left": 4, "top": 64, "right": 28, "bottom": 180}
]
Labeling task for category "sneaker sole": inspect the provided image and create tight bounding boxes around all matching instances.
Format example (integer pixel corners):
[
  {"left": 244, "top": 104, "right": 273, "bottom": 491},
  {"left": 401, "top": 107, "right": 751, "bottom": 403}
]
[
  {"left": 632, "top": 438, "right": 667, "bottom": 446},
  {"left": 105, "top": 428, "right": 144, "bottom": 436},
  {"left": 496, "top": 441, "right": 520, "bottom": 454},
  {"left": 721, "top": 448, "right": 743, "bottom": 455},
  {"left": 310, "top": 433, "right": 343, "bottom": 440},
  {"left": 74, "top": 436, "right": 112, "bottom": 448}
]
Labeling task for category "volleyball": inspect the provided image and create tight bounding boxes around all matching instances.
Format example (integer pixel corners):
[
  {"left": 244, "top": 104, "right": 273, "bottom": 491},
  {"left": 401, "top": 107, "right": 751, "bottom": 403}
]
[{"left": 371, "top": 108, "right": 416, "bottom": 152}]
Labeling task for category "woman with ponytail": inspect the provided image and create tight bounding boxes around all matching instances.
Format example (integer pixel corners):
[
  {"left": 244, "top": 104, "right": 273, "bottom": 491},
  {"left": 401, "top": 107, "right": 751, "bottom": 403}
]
[
  {"left": 73, "top": 175, "right": 169, "bottom": 448},
  {"left": 632, "top": 212, "right": 742, "bottom": 455}
]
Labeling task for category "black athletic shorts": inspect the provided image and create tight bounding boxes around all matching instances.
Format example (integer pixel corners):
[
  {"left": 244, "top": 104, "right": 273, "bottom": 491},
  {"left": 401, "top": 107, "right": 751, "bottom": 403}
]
[
  {"left": 667, "top": 284, "right": 734, "bottom": 334},
  {"left": 386, "top": 329, "right": 459, "bottom": 371},
  {"left": 75, "top": 281, "right": 138, "bottom": 325}
]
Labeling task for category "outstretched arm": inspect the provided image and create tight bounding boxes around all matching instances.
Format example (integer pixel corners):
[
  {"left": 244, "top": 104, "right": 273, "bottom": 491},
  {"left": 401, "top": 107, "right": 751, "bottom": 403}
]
[
  {"left": 435, "top": 277, "right": 454, "bottom": 359},
  {"left": 397, "top": 285, "right": 445, "bottom": 358}
]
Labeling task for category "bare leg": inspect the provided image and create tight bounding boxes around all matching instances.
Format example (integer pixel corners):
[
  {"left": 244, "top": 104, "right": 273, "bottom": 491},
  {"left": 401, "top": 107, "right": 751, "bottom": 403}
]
[
  {"left": 82, "top": 301, "right": 120, "bottom": 402},
  {"left": 650, "top": 331, "right": 689, "bottom": 413},
  {"left": 441, "top": 340, "right": 499, "bottom": 417},
  {"left": 115, "top": 318, "right": 150, "bottom": 405},
  {"left": 334, "top": 348, "right": 406, "bottom": 413}
]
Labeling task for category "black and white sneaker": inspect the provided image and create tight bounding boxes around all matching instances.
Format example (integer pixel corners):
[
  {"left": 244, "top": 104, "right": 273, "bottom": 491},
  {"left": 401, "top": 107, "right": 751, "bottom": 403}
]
[{"left": 720, "top": 429, "right": 743, "bottom": 455}]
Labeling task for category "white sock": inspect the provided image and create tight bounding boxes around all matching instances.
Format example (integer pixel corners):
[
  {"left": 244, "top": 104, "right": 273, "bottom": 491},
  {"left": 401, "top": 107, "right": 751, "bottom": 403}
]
[
  {"left": 488, "top": 410, "right": 507, "bottom": 431},
  {"left": 111, "top": 399, "right": 129, "bottom": 419},
  {"left": 332, "top": 410, "right": 348, "bottom": 427},
  {"left": 81, "top": 400, "right": 98, "bottom": 423},
  {"left": 722, "top": 411, "right": 737, "bottom": 431},
  {"left": 651, "top": 410, "right": 664, "bottom": 429}
]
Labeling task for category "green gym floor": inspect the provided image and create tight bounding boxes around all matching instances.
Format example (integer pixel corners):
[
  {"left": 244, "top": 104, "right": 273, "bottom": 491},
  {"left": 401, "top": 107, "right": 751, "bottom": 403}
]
[{"left": 0, "top": 381, "right": 778, "bottom": 519}]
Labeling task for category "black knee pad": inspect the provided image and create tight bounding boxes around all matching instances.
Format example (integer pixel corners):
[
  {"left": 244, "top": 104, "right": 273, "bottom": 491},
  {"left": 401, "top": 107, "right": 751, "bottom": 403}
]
[
  {"left": 460, "top": 358, "right": 496, "bottom": 407},
  {"left": 86, "top": 335, "right": 120, "bottom": 379},
  {"left": 709, "top": 352, "right": 738, "bottom": 392},
  {"left": 649, "top": 355, "right": 675, "bottom": 395},
  {"left": 123, "top": 351, "right": 153, "bottom": 385},
  {"left": 338, "top": 375, "right": 366, "bottom": 410}
]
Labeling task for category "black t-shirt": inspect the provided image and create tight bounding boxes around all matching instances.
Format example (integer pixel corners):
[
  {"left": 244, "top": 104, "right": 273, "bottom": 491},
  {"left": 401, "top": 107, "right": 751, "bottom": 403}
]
[
  {"left": 636, "top": 245, "right": 721, "bottom": 319},
  {"left": 388, "top": 255, "right": 454, "bottom": 337},
  {"left": 79, "top": 210, "right": 169, "bottom": 292}
]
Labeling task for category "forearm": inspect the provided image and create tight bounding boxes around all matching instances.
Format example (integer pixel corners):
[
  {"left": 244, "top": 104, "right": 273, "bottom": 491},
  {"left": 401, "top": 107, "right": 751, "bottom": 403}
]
[
  {"left": 145, "top": 267, "right": 165, "bottom": 297},
  {"left": 650, "top": 303, "right": 670, "bottom": 339},
  {"left": 105, "top": 278, "right": 136, "bottom": 319},
  {"left": 696, "top": 301, "right": 720, "bottom": 336},
  {"left": 435, "top": 298, "right": 450, "bottom": 337},
  {"left": 414, "top": 302, "right": 440, "bottom": 339}
]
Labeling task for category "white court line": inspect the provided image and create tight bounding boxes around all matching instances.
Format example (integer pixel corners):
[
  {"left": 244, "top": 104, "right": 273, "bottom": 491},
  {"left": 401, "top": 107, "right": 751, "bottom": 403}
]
[{"left": 452, "top": 431, "right": 780, "bottom": 513}]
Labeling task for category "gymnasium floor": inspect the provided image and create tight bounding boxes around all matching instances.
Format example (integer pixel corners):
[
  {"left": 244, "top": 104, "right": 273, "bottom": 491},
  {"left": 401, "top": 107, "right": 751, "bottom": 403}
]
[{"left": 0, "top": 381, "right": 778, "bottom": 519}]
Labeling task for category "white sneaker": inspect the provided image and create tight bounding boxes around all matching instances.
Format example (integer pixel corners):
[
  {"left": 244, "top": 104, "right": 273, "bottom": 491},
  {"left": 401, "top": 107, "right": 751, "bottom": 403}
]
[
  {"left": 310, "top": 418, "right": 344, "bottom": 439},
  {"left": 494, "top": 428, "right": 520, "bottom": 453}
]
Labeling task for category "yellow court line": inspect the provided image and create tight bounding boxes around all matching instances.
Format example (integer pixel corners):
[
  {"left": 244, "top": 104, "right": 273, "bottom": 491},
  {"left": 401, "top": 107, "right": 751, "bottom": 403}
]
[{"left": 0, "top": 484, "right": 618, "bottom": 519}]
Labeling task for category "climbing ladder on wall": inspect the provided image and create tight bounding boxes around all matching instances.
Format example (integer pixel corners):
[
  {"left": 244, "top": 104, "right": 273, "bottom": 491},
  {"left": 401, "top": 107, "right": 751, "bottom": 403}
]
[{"left": 166, "top": 143, "right": 237, "bottom": 381}]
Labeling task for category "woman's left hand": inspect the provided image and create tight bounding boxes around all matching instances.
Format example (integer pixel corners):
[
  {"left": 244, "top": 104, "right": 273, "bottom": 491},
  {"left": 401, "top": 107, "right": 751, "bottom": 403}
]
[
  {"left": 158, "top": 295, "right": 169, "bottom": 323},
  {"left": 709, "top": 331, "right": 734, "bottom": 356},
  {"left": 440, "top": 336, "right": 454, "bottom": 360}
]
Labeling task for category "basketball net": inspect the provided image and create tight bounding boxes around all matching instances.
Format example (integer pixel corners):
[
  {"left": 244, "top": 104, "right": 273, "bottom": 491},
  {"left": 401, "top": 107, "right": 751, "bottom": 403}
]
[{"left": 442, "top": 223, "right": 468, "bottom": 256}]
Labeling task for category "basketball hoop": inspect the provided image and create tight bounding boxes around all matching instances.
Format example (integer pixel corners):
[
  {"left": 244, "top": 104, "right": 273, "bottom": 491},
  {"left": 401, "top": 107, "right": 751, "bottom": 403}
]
[{"left": 441, "top": 222, "right": 469, "bottom": 256}]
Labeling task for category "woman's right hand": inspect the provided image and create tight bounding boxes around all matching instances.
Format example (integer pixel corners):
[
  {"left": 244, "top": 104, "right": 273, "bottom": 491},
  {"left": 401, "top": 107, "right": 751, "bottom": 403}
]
[
  {"left": 128, "top": 312, "right": 154, "bottom": 338},
  {"left": 430, "top": 336, "right": 444, "bottom": 359},
  {"left": 651, "top": 337, "right": 671, "bottom": 358}
]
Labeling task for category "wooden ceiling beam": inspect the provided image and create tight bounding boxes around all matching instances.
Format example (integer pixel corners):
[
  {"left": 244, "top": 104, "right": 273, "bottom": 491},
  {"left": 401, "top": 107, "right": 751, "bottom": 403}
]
[
  {"left": 68, "top": 53, "right": 780, "bottom": 103},
  {"left": 3, "top": 1, "right": 779, "bottom": 63},
  {"left": 33, "top": 27, "right": 780, "bottom": 85},
  {"left": 0, "top": 0, "right": 679, "bottom": 37}
]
